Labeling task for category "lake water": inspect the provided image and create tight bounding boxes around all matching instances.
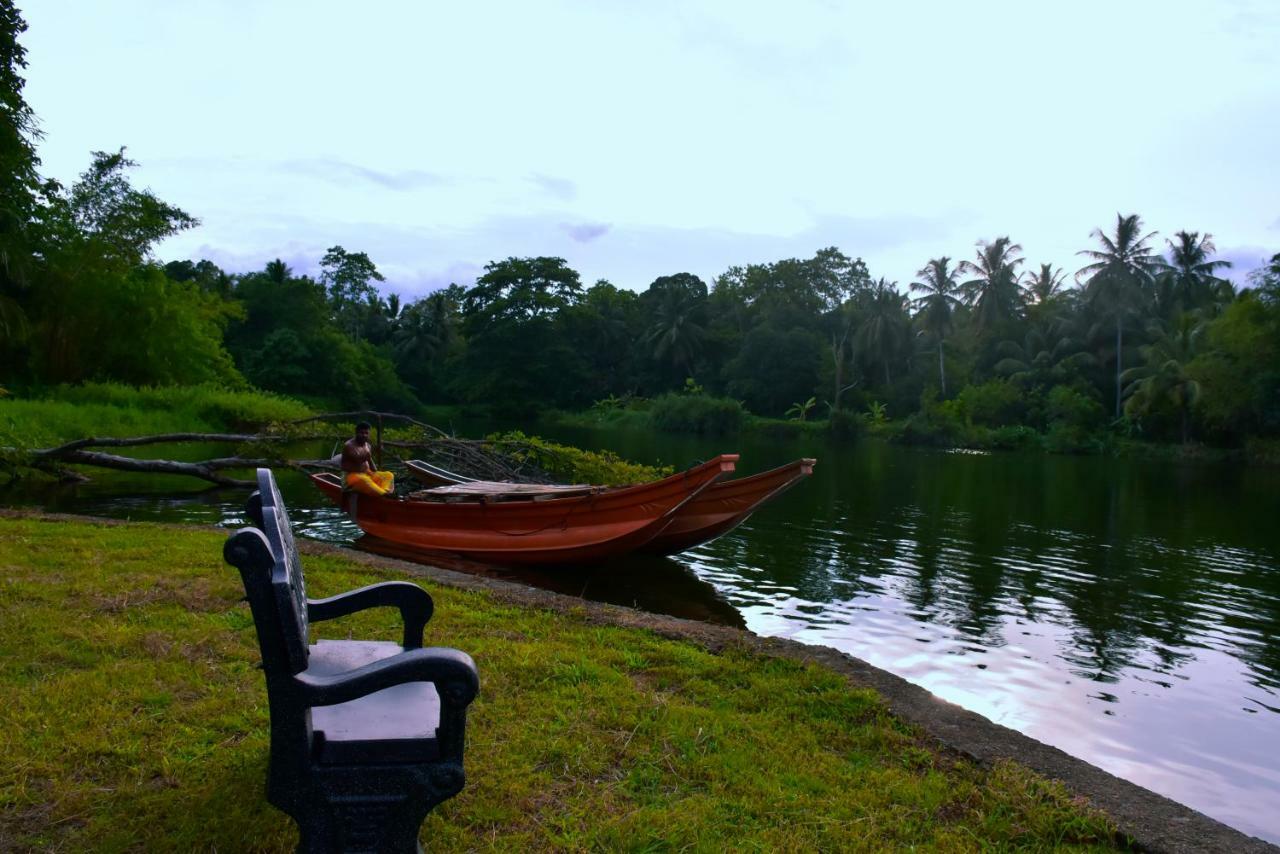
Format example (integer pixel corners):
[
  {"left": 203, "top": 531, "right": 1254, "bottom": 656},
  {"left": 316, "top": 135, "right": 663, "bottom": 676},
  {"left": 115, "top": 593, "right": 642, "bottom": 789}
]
[{"left": 5, "top": 429, "right": 1279, "bottom": 844}]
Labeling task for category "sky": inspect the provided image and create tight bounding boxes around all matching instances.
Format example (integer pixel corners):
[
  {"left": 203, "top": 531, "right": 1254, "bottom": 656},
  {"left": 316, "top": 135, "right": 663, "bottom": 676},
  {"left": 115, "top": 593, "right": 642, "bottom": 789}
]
[{"left": 19, "top": 0, "right": 1280, "bottom": 299}]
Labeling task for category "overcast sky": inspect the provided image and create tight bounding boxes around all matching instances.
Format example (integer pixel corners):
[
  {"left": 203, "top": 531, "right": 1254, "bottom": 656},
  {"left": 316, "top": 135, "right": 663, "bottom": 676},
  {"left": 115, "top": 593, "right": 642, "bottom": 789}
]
[{"left": 20, "top": 0, "right": 1280, "bottom": 299}]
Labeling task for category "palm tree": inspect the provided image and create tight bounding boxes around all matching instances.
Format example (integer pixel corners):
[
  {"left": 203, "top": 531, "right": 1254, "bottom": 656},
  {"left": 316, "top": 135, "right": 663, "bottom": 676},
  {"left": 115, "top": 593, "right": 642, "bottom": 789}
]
[
  {"left": 392, "top": 292, "right": 456, "bottom": 368},
  {"left": 854, "top": 278, "right": 909, "bottom": 387},
  {"left": 909, "top": 257, "right": 961, "bottom": 396},
  {"left": 264, "top": 258, "right": 292, "bottom": 284},
  {"left": 1160, "top": 231, "right": 1232, "bottom": 317},
  {"left": 993, "top": 324, "right": 1096, "bottom": 390},
  {"left": 1076, "top": 213, "right": 1167, "bottom": 418},
  {"left": 959, "top": 237, "right": 1025, "bottom": 332},
  {"left": 643, "top": 285, "right": 706, "bottom": 380},
  {"left": 1023, "top": 263, "right": 1067, "bottom": 305},
  {"left": 1121, "top": 313, "right": 1204, "bottom": 443}
]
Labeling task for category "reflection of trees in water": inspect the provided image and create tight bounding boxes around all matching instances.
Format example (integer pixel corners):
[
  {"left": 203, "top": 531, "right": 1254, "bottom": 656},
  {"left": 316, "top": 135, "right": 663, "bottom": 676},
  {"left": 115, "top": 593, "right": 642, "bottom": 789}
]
[{"left": 735, "top": 444, "right": 1280, "bottom": 693}]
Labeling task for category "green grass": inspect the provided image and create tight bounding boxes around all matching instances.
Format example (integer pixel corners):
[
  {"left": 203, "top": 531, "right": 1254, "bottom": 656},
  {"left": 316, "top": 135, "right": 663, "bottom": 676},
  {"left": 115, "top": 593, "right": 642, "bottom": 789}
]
[
  {"left": 0, "top": 383, "right": 312, "bottom": 449},
  {"left": 0, "top": 516, "right": 1124, "bottom": 851}
]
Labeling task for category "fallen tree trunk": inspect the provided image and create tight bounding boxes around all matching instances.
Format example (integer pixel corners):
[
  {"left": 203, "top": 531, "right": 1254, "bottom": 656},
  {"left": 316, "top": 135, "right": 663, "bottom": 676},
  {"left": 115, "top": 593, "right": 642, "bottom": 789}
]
[{"left": 51, "top": 451, "right": 277, "bottom": 488}]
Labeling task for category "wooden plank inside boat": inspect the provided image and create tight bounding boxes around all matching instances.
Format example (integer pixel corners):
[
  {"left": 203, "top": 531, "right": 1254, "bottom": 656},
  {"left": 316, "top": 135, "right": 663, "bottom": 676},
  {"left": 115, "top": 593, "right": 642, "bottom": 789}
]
[{"left": 410, "top": 480, "right": 600, "bottom": 502}]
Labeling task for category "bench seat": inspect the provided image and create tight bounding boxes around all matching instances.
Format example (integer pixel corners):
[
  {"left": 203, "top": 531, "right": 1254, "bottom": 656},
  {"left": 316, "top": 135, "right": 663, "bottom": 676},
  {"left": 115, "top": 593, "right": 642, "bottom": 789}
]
[{"left": 308, "top": 640, "right": 442, "bottom": 765}]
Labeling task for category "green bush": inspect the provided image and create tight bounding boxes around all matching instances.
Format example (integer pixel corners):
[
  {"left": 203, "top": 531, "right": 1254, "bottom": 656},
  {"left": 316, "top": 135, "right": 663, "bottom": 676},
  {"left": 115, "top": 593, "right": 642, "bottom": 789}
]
[
  {"left": 828, "top": 409, "right": 865, "bottom": 441},
  {"left": 1245, "top": 437, "right": 1280, "bottom": 465},
  {"left": 487, "top": 430, "right": 671, "bottom": 485},
  {"left": 1045, "top": 385, "right": 1105, "bottom": 431},
  {"left": 957, "top": 380, "right": 1025, "bottom": 427},
  {"left": 649, "top": 393, "right": 745, "bottom": 435},
  {"left": 1038, "top": 385, "right": 1106, "bottom": 453},
  {"left": 984, "top": 425, "right": 1041, "bottom": 449},
  {"left": 744, "top": 417, "right": 825, "bottom": 441},
  {"left": 896, "top": 409, "right": 966, "bottom": 447}
]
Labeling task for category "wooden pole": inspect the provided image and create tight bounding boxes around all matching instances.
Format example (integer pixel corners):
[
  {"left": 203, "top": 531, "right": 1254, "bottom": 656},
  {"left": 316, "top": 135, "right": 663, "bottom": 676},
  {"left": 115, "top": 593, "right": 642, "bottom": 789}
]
[{"left": 375, "top": 413, "right": 383, "bottom": 468}]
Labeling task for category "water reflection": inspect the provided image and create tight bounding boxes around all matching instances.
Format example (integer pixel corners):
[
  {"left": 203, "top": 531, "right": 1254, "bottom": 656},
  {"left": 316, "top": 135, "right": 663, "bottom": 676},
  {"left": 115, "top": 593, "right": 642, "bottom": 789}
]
[{"left": 353, "top": 536, "right": 745, "bottom": 628}]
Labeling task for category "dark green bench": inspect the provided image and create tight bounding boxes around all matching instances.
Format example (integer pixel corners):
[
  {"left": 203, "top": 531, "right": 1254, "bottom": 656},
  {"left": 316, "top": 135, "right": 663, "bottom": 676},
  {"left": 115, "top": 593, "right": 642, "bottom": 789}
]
[{"left": 223, "top": 468, "right": 479, "bottom": 853}]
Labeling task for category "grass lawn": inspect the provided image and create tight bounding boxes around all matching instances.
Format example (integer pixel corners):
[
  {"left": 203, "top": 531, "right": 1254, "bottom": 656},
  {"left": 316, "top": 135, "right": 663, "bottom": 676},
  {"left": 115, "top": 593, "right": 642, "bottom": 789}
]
[{"left": 0, "top": 516, "right": 1126, "bottom": 851}]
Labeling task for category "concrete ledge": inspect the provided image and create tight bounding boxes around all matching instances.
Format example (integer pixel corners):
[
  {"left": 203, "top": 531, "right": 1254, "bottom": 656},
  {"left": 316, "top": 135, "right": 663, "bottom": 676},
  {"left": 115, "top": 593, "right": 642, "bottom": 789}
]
[{"left": 3, "top": 510, "right": 1275, "bottom": 852}]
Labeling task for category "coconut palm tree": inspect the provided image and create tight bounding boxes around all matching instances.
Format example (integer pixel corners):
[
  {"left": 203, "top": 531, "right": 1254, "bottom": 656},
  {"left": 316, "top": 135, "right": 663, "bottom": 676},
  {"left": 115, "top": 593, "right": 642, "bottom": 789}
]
[
  {"left": 959, "top": 237, "right": 1025, "bottom": 332},
  {"left": 910, "top": 257, "right": 961, "bottom": 396},
  {"left": 264, "top": 258, "right": 292, "bottom": 284},
  {"left": 1121, "top": 312, "right": 1204, "bottom": 443},
  {"left": 1076, "top": 213, "right": 1168, "bottom": 418},
  {"left": 1023, "top": 263, "right": 1067, "bottom": 305},
  {"left": 392, "top": 291, "right": 456, "bottom": 368},
  {"left": 643, "top": 284, "right": 707, "bottom": 380},
  {"left": 854, "top": 278, "right": 910, "bottom": 387},
  {"left": 1160, "top": 231, "right": 1232, "bottom": 317},
  {"left": 993, "top": 323, "right": 1096, "bottom": 390}
]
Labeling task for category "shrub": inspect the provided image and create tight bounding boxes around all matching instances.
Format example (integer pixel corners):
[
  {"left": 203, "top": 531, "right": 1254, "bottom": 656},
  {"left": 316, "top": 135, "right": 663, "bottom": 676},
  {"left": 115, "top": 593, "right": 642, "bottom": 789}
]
[
  {"left": 1045, "top": 385, "right": 1105, "bottom": 432},
  {"left": 957, "top": 380, "right": 1024, "bottom": 427},
  {"left": 649, "top": 393, "right": 745, "bottom": 435},
  {"left": 896, "top": 409, "right": 965, "bottom": 446},
  {"left": 985, "top": 424, "right": 1041, "bottom": 450},
  {"left": 828, "top": 409, "right": 865, "bottom": 441},
  {"left": 745, "top": 417, "right": 825, "bottom": 441},
  {"left": 1245, "top": 437, "right": 1280, "bottom": 466},
  {"left": 487, "top": 430, "right": 671, "bottom": 485}
]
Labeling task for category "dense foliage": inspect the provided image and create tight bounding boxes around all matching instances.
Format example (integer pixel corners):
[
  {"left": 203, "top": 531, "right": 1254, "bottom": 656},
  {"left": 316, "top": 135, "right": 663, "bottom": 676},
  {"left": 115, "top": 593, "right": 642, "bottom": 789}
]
[{"left": 1, "top": 3, "right": 1276, "bottom": 450}]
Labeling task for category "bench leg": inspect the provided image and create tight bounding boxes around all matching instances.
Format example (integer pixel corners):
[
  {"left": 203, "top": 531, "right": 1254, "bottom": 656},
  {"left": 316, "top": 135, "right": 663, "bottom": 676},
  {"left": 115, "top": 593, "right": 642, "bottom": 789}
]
[{"left": 293, "top": 763, "right": 465, "bottom": 854}]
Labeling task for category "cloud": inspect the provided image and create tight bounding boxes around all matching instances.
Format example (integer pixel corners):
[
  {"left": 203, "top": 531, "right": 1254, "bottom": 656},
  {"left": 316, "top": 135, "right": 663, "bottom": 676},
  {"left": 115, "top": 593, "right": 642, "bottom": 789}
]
[
  {"left": 1217, "top": 245, "right": 1276, "bottom": 285},
  {"left": 279, "top": 158, "right": 449, "bottom": 191},
  {"left": 560, "top": 222, "right": 611, "bottom": 243},
  {"left": 529, "top": 173, "right": 576, "bottom": 200},
  {"left": 159, "top": 205, "right": 979, "bottom": 301}
]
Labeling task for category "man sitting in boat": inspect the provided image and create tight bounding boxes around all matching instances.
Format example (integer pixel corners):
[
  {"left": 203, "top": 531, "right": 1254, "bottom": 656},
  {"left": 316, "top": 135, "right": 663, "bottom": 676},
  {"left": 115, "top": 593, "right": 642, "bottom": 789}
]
[{"left": 341, "top": 421, "right": 395, "bottom": 496}]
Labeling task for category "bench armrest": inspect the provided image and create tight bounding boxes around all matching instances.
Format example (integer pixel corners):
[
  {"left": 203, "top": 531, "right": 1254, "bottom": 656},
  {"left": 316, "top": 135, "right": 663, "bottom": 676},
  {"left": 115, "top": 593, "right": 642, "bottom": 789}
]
[
  {"left": 294, "top": 646, "right": 479, "bottom": 709},
  {"left": 307, "top": 582, "right": 434, "bottom": 649}
]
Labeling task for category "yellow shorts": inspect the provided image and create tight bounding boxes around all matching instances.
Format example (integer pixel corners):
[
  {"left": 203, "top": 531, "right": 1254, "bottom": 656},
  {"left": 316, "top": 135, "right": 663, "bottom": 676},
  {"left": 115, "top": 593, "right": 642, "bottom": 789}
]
[{"left": 345, "top": 470, "right": 394, "bottom": 497}]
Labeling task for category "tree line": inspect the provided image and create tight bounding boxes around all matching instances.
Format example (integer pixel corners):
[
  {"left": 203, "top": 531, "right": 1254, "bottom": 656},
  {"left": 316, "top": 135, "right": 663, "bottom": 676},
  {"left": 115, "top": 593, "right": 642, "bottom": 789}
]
[{"left": 2, "top": 3, "right": 1277, "bottom": 447}]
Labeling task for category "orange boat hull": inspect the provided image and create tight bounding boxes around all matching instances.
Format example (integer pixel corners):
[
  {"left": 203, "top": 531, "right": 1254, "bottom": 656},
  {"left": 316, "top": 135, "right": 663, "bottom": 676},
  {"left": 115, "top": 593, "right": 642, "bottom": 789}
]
[
  {"left": 640, "top": 458, "right": 816, "bottom": 555},
  {"left": 311, "top": 455, "right": 737, "bottom": 565}
]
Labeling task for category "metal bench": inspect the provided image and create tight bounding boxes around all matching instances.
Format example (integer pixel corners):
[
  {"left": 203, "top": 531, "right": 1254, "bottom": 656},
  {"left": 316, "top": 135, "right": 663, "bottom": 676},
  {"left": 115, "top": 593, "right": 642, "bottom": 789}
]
[{"left": 223, "top": 467, "right": 479, "bottom": 853}]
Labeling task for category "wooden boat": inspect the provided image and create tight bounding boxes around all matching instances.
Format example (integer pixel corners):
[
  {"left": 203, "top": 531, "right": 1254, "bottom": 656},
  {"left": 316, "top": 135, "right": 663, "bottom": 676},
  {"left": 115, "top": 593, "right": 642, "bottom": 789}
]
[
  {"left": 639, "top": 458, "right": 816, "bottom": 555},
  {"left": 310, "top": 455, "right": 737, "bottom": 565},
  {"left": 401, "top": 456, "right": 817, "bottom": 557}
]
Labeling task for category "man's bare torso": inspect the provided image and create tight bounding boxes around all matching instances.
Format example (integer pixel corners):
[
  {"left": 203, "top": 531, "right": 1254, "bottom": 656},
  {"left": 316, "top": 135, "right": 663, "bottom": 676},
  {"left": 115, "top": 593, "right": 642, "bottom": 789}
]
[{"left": 340, "top": 437, "right": 374, "bottom": 473}]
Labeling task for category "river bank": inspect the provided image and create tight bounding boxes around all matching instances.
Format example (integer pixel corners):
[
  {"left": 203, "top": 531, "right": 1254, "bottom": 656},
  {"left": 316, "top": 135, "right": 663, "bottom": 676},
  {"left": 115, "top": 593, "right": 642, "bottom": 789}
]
[
  {"left": 0, "top": 513, "right": 1123, "bottom": 850},
  {"left": 6, "top": 512, "right": 1276, "bottom": 851}
]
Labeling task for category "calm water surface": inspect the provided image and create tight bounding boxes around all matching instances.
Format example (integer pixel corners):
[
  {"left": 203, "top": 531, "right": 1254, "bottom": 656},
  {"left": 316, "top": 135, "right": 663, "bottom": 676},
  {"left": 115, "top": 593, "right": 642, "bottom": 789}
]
[{"left": 6, "top": 430, "right": 1279, "bottom": 843}]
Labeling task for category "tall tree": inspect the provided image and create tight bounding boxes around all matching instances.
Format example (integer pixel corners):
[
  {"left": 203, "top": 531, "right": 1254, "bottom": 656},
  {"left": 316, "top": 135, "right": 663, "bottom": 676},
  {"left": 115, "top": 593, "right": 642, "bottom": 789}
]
[
  {"left": 1122, "top": 313, "right": 1205, "bottom": 443},
  {"left": 1076, "top": 213, "right": 1167, "bottom": 417},
  {"left": 0, "top": 0, "right": 39, "bottom": 300},
  {"left": 1023, "top": 263, "right": 1067, "bottom": 305},
  {"left": 1160, "top": 230, "right": 1232, "bottom": 317},
  {"left": 458, "top": 257, "right": 584, "bottom": 408},
  {"left": 641, "top": 273, "right": 708, "bottom": 381},
  {"left": 320, "top": 245, "right": 384, "bottom": 340},
  {"left": 910, "top": 257, "right": 961, "bottom": 396},
  {"left": 959, "top": 236, "right": 1025, "bottom": 332},
  {"left": 854, "top": 278, "right": 910, "bottom": 387}
]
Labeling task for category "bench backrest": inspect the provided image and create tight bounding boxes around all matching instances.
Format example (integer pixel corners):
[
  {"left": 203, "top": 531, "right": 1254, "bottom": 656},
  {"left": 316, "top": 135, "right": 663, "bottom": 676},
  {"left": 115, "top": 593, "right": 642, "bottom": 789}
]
[{"left": 243, "top": 467, "right": 310, "bottom": 675}]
